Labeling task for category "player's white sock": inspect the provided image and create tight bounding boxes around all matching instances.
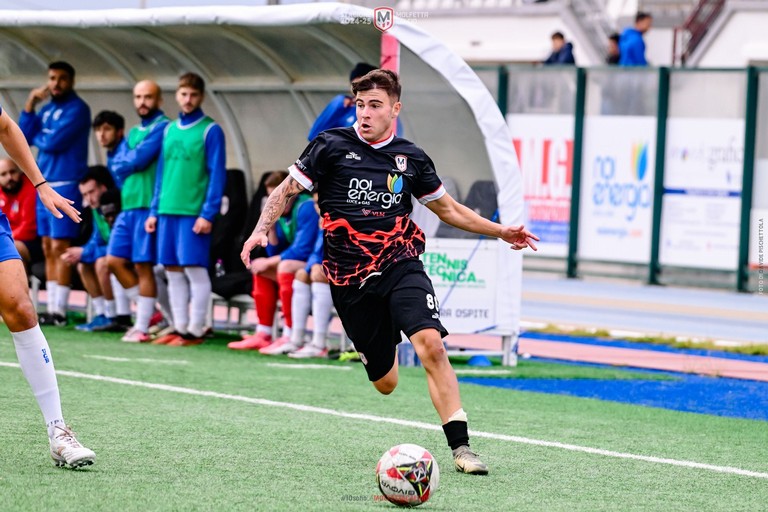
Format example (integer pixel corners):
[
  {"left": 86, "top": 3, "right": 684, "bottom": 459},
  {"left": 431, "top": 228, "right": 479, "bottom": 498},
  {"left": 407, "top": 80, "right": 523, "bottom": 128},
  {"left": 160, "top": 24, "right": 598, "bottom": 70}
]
[
  {"left": 310, "top": 282, "right": 333, "bottom": 349},
  {"left": 290, "top": 281, "right": 311, "bottom": 344},
  {"left": 166, "top": 271, "right": 190, "bottom": 334},
  {"left": 184, "top": 266, "right": 211, "bottom": 338},
  {"left": 154, "top": 265, "right": 173, "bottom": 321},
  {"left": 55, "top": 285, "right": 70, "bottom": 316},
  {"left": 12, "top": 325, "right": 64, "bottom": 436},
  {"left": 135, "top": 296, "right": 156, "bottom": 333},
  {"left": 256, "top": 324, "right": 272, "bottom": 335},
  {"left": 92, "top": 296, "right": 106, "bottom": 317},
  {"left": 105, "top": 299, "right": 117, "bottom": 319},
  {"left": 45, "top": 281, "right": 58, "bottom": 314},
  {"left": 282, "top": 326, "right": 292, "bottom": 339},
  {"left": 111, "top": 275, "right": 131, "bottom": 316},
  {"left": 124, "top": 285, "right": 140, "bottom": 304},
  {"left": 447, "top": 408, "right": 468, "bottom": 423}
]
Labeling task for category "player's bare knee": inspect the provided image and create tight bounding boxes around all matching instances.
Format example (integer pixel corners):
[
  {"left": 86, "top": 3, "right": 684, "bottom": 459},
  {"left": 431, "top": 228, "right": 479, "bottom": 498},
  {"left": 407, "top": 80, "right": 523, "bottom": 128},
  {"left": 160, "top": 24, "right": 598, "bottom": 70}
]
[
  {"left": 374, "top": 379, "right": 398, "bottom": 395},
  {"left": 417, "top": 339, "right": 447, "bottom": 367},
  {"left": 295, "top": 268, "right": 310, "bottom": 284},
  {"left": 3, "top": 297, "right": 36, "bottom": 331},
  {"left": 50, "top": 239, "right": 70, "bottom": 256}
]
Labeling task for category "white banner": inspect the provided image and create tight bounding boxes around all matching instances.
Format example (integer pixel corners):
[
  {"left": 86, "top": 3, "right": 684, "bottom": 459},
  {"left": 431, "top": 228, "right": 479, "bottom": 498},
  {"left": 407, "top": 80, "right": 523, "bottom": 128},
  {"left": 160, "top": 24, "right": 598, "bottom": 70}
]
[
  {"left": 420, "top": 239, "right": 499, "bottom": 334},
  {"left": 660, "top": 118, "right": 744, "bottom": 270},
  {"left": 507, "top": 114, "right": 573, "bottom": 257},
  {"left": 578, "top": 116, "right": 657, "bottom": 263},
  {"left": 751, "top": 159, "right": 768, "bottom": 270}
]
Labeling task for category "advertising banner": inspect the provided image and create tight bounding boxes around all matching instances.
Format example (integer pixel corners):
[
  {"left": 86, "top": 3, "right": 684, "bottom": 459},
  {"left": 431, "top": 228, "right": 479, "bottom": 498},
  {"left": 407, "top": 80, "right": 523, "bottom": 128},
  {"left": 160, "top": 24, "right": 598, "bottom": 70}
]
[
  {"left": 578, "top": 116, "right": 657, "bottom": 263},
  {"left": 507, "top": 114, "right": 573, "bottom": 257},
  {"left": 420, "top": 239, "right": 498, "bottom": 334},
  {"left": 660, "top": 118, "right": 744, "bottom": 270}
]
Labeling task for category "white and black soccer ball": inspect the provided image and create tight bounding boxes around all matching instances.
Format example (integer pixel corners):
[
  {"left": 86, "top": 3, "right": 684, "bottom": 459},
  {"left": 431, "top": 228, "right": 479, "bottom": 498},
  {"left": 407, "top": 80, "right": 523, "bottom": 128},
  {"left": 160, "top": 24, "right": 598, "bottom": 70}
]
[{"left": 376, "top": 444, "right": 440, "bottom": 507}]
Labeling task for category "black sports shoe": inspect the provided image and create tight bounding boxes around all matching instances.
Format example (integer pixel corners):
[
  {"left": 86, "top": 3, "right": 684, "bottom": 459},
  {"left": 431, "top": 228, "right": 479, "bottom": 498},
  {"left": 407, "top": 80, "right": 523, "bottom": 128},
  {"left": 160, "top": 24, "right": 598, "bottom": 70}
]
[{"left": 39, "top": 312, "right": 67, "bottom": 327}]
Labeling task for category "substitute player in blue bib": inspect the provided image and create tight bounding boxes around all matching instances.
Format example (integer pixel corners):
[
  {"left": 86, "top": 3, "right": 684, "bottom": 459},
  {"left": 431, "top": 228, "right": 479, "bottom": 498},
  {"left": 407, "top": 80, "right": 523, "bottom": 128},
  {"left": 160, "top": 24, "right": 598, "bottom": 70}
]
[
  {"left": 0, "top": 103, "right": 95, "bottom": 468},
  {"left": 147, "top": 72, "right": 226, "bottom": 347},
  {"left": 242, "top": 69, "right": 538, "bottom": 476},
  {"left": 20, "top": 61, "right": 91, "bottom": 325}
]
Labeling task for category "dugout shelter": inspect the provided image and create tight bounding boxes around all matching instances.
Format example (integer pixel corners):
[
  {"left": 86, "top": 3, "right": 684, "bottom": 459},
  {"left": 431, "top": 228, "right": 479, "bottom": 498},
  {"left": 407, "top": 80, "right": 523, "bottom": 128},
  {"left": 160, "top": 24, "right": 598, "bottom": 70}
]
[{"left": 0, "top": 3, "right": 524, "bottom": 363}]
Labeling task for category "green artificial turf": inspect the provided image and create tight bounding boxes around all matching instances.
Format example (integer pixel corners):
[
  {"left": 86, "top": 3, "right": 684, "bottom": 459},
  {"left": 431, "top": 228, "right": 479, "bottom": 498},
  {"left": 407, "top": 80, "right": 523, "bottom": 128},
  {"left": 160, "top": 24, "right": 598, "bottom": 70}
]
[{"left": 0, "top": 325, "right": 765, "bottom": 511}]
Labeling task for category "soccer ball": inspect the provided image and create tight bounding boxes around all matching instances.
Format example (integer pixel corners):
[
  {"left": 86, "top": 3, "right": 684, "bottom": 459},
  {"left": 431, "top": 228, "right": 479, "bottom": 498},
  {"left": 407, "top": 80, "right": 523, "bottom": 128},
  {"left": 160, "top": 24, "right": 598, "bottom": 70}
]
[{"left": 376, "top": 444, "right": 440, "bottom": 507}]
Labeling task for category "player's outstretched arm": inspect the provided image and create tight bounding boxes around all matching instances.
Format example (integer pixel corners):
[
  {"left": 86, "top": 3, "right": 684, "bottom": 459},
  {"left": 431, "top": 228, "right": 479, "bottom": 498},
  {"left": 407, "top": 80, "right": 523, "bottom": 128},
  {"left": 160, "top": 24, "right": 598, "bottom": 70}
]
[
  {"left": 241, "top": 175, "right": 307, "bottom": 268},
  {"left": 0, "top": 109, "right": 80, "bottom": 223},
  {"left": 426, "top": 193, "right": 538, "bottom": 251}
]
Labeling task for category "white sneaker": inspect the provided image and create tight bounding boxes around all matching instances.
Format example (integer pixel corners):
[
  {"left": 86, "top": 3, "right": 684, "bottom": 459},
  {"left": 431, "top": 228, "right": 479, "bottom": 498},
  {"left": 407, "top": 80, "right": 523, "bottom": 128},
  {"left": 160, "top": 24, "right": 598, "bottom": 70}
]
[
  {"left": 121, "top": 327, "right": 151, "bottom": 343},
  {"left": 288, "top": 345, "right": 328, "bottom": 359},
  {"left": 259, "top": 337, "right": 302, "bottom": 355},
  {"left": 50, "top": 425, "right": 96, "bottom": 469}
]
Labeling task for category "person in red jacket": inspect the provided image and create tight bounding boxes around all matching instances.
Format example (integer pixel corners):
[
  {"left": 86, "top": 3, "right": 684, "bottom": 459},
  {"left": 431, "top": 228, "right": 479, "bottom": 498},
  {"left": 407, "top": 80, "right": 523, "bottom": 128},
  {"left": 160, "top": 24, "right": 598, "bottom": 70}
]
[{"left": 0, "top": 158, "right": 41, "bottom": 274}]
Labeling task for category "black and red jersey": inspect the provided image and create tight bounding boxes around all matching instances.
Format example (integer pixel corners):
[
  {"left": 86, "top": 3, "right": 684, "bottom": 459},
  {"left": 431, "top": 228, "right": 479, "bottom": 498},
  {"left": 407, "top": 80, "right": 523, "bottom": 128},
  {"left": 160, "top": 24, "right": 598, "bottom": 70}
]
[{"left": 289, "top": 125, "right": 445, "bottom": 286}]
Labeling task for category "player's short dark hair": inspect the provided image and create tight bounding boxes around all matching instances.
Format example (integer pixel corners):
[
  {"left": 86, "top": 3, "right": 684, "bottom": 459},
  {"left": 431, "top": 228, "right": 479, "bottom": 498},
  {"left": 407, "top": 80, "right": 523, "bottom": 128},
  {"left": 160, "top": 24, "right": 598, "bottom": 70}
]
[
  {"left": 178, "top": 72, "right": 205, "bottom": 94},
  {"left": 609, "top": 32, "right": 620, "bottom": 43},
  {"left": 551, "top": 31, "right": 565, "bottom": 41},
  {"left": 49, "top": 61, "right": 75, "bottom": 79},
  {"left": 636, "top": 12, "right": 652, "bottom": 23},
  {"left": 92, "top": 110, "right": 125, "bottom": 130},
  {"left": 80, "top": 165, "right": 115, "bottom": 189},
  {"left": 352, "top": 69, "right": 401, "bottom": 102},
  {"left": 265, "top": 170, "right": 289, "bottom": 189}
]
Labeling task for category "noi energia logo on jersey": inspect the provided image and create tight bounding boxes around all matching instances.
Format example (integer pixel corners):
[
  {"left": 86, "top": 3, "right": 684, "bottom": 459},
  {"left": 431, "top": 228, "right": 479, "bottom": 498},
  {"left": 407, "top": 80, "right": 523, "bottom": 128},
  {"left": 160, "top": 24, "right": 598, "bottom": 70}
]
[
  {"left": 347, "top": 175, "right": 403, "bottom": 209},
  {"left": 347, "top": 154, "right": 408, "bottom": 209}
]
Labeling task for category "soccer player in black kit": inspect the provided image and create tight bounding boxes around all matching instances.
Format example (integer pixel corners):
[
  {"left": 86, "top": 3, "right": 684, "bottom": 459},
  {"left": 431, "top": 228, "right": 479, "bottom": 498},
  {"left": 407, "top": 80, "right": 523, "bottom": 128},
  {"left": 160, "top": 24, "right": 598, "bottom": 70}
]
[{"left": 242, "top": 69, "right": 538, "bottom": 475}]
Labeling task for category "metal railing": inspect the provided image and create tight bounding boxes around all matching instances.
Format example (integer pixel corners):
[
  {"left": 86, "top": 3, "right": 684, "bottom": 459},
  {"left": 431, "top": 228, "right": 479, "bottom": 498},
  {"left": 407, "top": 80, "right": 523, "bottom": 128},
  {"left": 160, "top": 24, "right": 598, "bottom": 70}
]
[{"left": 672, "top": 0, "right": 726, "bottom": 65}]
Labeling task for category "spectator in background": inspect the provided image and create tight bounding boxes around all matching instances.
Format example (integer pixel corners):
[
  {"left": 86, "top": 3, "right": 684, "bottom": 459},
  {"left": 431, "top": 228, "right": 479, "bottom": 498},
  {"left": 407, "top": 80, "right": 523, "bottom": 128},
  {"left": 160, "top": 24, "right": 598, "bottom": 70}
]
[
  {"left": 620, "top": 12, "right": 652, "bottom": 66},
  {"left": 62, "top": 167, "right": 119, "bottom": 332},
  {"left": 543, "top": 32, "right": 575, "bottom": 65},
  {"left": 105, "top": 81, "right": 170, "bottom": 343},
  {"left": 607, "top": 33, "right": 621, "bottom": 65},
  {"left": 227, "top": 170, "right": 319, "bottom": 352},
  {"left": 147, "top": 72, "right": 226, "bottom": 347},
  {"left": 0, "top": 158, "right": 40, "bottom": 275},
  {"left": 19, "top": 61, "right": 91, "bottom": 326}
]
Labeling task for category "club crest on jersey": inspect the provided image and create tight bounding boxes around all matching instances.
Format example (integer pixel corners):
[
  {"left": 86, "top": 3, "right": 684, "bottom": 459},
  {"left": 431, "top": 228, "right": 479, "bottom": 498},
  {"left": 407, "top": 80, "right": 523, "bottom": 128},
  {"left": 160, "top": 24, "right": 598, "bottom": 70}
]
[
  {"left": 346, "top": 151, "right": 361, "bottom": 161},
  {"left": 395, "top": 155, "right": 408, "bottom": 172}
]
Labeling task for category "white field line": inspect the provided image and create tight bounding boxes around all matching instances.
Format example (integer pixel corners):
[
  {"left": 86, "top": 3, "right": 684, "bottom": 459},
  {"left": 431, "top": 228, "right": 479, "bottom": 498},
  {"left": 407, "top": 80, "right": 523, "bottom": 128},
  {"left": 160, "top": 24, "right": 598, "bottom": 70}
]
[
  {"left": 0, "top": 361, "right": 766, "bottom": 480},
  {"left": 84, "top": 355, "right": 189, "bottom": 365},
  {"left": 454, "top": 369, "right": 513, "bottom": 375},
  {"left": 266, "top": 363, "right": 351, "bottom": 371}
]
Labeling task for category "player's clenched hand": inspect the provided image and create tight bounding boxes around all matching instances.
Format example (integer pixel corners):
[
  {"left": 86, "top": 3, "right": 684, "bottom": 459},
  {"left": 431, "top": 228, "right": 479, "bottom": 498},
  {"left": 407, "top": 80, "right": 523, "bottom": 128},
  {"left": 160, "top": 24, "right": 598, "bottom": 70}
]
[
  {"left": 241, "top": 233, "right": 269, "bottom": 269},
  {"left": 37, "top": 184, "right": 80, "bottom": 223},
  {"left": 500, "top": 224, "right": 539, "bottom": 251},
  {"left": 145, "top": 216, "right": 157, "bottom": 234},
  {"left": 192, "top": 217, "right": 212, "bottom": 235}
]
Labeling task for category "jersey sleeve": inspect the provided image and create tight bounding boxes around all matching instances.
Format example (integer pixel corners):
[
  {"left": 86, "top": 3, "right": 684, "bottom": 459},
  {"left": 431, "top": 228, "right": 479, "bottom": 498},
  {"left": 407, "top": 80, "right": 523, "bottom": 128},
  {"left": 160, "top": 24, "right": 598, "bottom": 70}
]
[
  {"left": 288, "top": 133, "right": 329, "bottom": 191},
  {"left": 412, "top": 153, "right": 445, "bottom": 204}
]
